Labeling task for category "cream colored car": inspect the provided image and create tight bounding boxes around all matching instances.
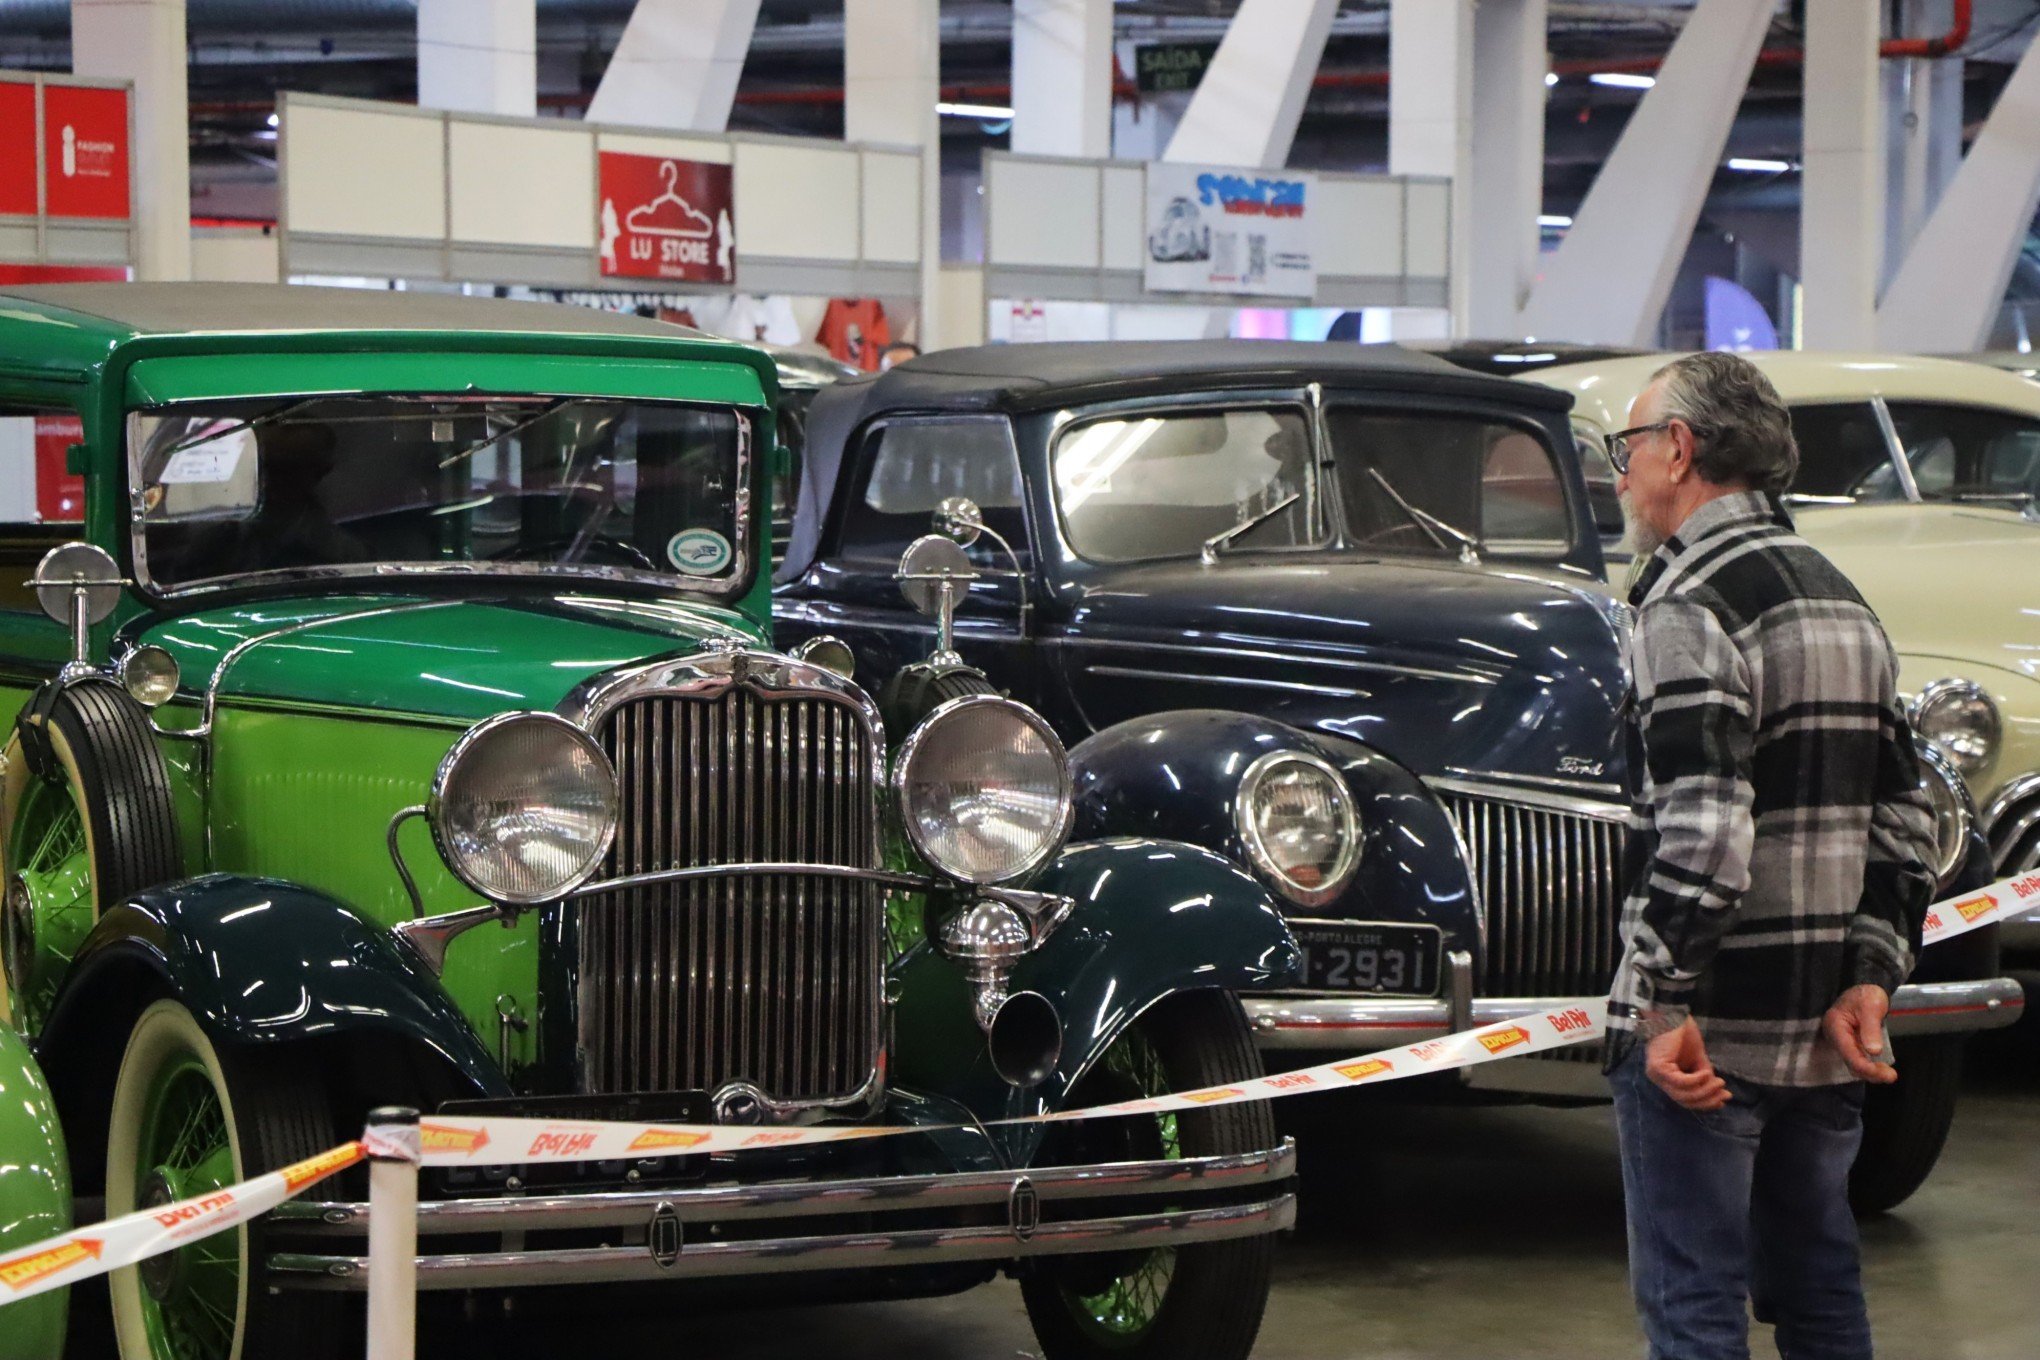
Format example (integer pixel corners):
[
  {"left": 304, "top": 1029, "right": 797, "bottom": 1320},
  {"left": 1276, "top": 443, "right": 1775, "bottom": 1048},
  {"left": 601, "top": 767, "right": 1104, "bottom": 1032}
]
[{"left": 1536, "top": 352, "right": 2040, "bottom": 903}]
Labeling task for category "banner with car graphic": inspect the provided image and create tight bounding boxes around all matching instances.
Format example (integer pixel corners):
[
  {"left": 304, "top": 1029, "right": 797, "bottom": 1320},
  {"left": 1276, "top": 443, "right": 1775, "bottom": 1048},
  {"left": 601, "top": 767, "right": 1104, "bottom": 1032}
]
[{"left": 1144, "top": 161, "right": 1316, "bottom": 299}]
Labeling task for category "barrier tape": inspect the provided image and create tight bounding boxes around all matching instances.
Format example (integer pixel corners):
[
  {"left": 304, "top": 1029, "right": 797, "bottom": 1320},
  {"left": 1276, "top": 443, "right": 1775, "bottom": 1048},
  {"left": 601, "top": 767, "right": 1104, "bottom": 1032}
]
[
  {"left": 0, "top": 1142, "right": 366, "bottom": 1308},
  {"left": 1921, "top": 869, "right": 2040, "bottom": 944},
  {"left": 3, "top": 869, "right": 2030, "bottom": 1311}
]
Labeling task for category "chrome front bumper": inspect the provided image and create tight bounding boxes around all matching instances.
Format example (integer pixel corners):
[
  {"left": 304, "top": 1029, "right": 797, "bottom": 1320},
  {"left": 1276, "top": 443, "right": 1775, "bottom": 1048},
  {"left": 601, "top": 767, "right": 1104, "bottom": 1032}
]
[
  {"left": 267, "top": 1140, "right": 1296, "bottom": 1290},
  {"left": 1244, "top": 979, "right": 2027, "bottom": 1051}
]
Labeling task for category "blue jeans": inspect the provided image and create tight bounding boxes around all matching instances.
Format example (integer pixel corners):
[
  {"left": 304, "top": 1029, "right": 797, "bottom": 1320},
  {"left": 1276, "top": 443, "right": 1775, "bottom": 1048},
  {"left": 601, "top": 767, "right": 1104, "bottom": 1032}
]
[{"left": 1609, "top": 1048, "right": 1872, "bottom": 1360}]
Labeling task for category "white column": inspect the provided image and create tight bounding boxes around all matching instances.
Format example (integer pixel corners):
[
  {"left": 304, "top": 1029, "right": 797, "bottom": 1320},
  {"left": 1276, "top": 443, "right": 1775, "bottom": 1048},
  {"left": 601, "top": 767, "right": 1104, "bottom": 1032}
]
[
  {"left": 1516, "top": 0, "right": 1773, "bottom": 346},
  {"left": 418, "top": 0, "right": 536, "bottom": 118},
  {"left": 845, "top": 0, "right": 942, "bottom": 349},
  {"left": 1801, "top": 1, "right": 1882, "bottom": 349},
  {"left": 585, "top": 0, "right": 762, "bottom": 132},
  {"left": 1877, "top": 31, "right": 2040, "bottom": 352},
  {"left": 1389, "top": 0, "right": 1475, "bottom": 336},
  {"left": 1012, "top": 0, "right": 1113, "bottom": 159},
  {"left": 1466, "top": 0, "right": 1546, "bottom": 339},
  {"left": 1162, "top": 0, "right": 1338, "bottom": 168},
  {"left": 71, "top": 0, "right": 188, "bottom": 280},
  {"left": 1884, "top": 0, "right": 1965, "bottom": 283}
]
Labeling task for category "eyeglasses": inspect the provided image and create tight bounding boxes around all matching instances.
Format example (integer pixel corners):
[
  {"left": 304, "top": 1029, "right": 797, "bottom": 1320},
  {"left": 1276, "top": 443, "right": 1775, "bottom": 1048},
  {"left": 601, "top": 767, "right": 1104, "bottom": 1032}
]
[{"left": 1606, "top": 421, "right": 1674, "bottom": 475}]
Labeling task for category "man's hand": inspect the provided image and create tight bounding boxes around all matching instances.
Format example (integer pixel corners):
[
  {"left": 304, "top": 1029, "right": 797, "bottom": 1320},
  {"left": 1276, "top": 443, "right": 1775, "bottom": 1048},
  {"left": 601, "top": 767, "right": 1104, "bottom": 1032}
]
[
  {"left": 1823, "top": 984, "right": 1898, "bottom": 1084},
  {"left": 1644, "top": 1017, "right": 1731, "bottom": 1110}
]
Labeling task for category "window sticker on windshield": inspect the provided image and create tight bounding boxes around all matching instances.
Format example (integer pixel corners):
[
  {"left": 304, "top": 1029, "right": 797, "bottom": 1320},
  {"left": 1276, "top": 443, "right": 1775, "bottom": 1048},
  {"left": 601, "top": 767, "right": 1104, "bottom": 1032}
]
[
  {"left": 159, "top": 432, "right": 251, "bottom": 484},
  {"left": 667, "top": 528, "right": 732, "bottom": 575}
]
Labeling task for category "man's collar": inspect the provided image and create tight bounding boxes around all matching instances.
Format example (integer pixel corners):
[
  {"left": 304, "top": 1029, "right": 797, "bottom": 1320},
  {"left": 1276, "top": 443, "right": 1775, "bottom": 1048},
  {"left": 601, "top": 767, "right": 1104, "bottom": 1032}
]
[{"left": 1627, "top": 490, "right": 1790, "bottom": 606}]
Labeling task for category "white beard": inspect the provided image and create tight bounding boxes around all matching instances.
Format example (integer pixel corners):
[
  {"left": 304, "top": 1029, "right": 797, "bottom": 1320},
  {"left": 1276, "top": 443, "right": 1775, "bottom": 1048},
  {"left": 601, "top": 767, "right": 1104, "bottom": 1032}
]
[{"left": 1619, "top": 489, "right": 1665, "bottom": 559}]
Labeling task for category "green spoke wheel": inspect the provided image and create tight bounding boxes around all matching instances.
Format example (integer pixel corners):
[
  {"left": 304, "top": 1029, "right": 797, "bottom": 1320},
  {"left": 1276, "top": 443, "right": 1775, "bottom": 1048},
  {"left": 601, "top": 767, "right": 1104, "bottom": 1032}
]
[
  {"left": 1020, "top": 991, "right": 1279, "bottom": 1360},
  {"left": 107, "top": 1000, "right": 346, "bottom": 1360}
]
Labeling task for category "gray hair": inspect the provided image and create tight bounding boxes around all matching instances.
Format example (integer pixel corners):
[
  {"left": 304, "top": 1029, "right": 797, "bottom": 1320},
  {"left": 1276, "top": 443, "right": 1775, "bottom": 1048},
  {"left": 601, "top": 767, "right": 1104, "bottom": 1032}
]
[{"left": 1650, "top": 352, "right": 1799, "bottom": 493}]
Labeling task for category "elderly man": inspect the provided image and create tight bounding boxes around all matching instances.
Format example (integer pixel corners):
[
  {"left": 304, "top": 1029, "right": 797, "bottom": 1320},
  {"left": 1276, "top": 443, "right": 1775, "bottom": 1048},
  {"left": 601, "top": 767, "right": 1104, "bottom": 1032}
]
[{"left": 1603, "top": 352, "right": 1939, "bottom": 1360}]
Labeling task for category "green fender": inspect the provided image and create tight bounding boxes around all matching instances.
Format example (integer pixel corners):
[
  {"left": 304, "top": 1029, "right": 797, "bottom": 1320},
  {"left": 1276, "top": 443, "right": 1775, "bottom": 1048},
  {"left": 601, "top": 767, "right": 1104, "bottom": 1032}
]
[
  {"left": 0, "top": 1026, "right": 68, "bottom": 1360},
  {"left": 891, "top": 837, "right": 1301, "bottom": 1160},
  {"left": 36, "top": 875, "right": 507, "bottom": 1122}
]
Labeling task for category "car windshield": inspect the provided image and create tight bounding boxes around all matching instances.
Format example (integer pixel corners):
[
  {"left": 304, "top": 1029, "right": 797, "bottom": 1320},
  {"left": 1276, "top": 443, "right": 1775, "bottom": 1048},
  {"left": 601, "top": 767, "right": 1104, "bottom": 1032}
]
[
  {"left": 131, "top": 394, "right": 747, "bottom": 590},
  {"left": 1325, "top": 409, "right": 1572, "bottom": 559},
  {"left": 1885, "top": 401, "right": 2040, "bottom": 505}
]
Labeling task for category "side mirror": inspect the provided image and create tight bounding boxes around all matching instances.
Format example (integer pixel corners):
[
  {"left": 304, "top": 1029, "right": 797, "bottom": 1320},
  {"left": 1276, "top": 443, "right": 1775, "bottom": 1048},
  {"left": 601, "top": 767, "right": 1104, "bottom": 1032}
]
[
  {"left": 896, "top": 533, "right": 978, "bottom": 665},
  {"left": 29, "top": 541, "right": 124, "bottom": 668}
]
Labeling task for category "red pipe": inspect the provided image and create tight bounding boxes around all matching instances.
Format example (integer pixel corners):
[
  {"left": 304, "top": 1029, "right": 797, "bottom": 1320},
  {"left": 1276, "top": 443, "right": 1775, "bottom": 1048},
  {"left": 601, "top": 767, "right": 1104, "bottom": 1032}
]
[{"left": 1880, "top": 0, "right": 1971, "bottom": 59}]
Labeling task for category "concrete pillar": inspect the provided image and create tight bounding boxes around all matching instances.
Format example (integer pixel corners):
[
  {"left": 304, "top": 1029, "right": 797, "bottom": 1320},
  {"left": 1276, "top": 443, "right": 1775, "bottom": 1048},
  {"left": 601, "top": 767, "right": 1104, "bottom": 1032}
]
[
  {"left": 1162, "top": 0, "right": 1338, "bottom": 168},
  {"left": 585, "top": 0, "right": 761, "bottom": 131},
  {"left": 1516, "top": 0, "right": 1773, "bottom": 347},
  {"left": 1884, "top": 0, "right": 1965, "bottom": 284},
  {"left": 1013, "top": 0, "right": 1112, "bottom": 159},
  {"left": 845, "top": 0, "right": 943, "bottom": 349},
  {"left": 418, "top": 0, "right": 536, "bottom": 118},
  {"left": 1877, "top": 30, "right": 2040, "bottom": 352},
  {"left": 72, "top": 0, "right": 189, "bottom": 280},
  {"left": 1466, "top": 0, "right": 1546, "bottom": 339},
  {"left": 1390, "top": 0, "right": 1473, "bottom": 337},
  {"left": 1801, "top": 0, "right": 1883, "bottom": 349}
]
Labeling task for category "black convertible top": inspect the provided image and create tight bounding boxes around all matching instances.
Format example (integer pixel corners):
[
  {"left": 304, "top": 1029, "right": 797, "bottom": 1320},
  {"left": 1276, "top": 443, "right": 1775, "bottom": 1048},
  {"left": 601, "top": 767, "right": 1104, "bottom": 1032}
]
[{"left": 783, "top": 340, "right": 1574, "bottom": 582}]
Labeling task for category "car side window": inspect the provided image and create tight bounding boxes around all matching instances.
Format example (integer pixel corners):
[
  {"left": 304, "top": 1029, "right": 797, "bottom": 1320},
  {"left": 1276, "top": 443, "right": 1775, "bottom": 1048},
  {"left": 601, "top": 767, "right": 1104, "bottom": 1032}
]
[
  {"left": 1326, "top": 409, "right": 1573, "bottom": 558},
  {"left": 1786, "top": 403, "right": 1902, "bottom": 500},
  {"left": 1052, "top": 407, "right": 1315, "bottom": 563},
  {"left": 838, "top": 417, "right": 1028, "bottom": 568},
  {"left": 0, "top": 407, "right": 86, "bottom": 615},
  {"left": 1883, "top": 401, "right": 2040, "bottom": 505}
]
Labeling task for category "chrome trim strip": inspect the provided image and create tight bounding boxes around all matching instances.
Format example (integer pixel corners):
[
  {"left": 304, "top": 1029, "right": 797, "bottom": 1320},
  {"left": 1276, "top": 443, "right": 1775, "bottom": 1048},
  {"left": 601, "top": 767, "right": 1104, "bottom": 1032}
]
[
  {"left": 124, "top": 403, "right": 757, "bottom": 603},
  {"left": 276, "top": 1140, "right": 1297, "bottom": 1235},
  {"left": 1982, "top": 772, "right": 2040, "bottom": 874},
  {"left": 566, "top": 861, "right": 943, "bottom": 901},
  {"left": 1439, "top": 766, "right": 1627, "bottom": 801},
  {"left": 1429, "top": 774, "right": 1629, "bottom": 821},
  {"left": 1084, "top": 664, "right": 1373, "bottom": 701},
  {"left": 1242, "top": 978, "right": 2025, "bottom": 1050},
  {"left": 269, "top": 1197, "right": 1296, "bottom": 1290},
  {"left": 1869, "top": 396, "right": 1925, "bottom": 504},
  {"left": 1069, "top": 633, "right": 1500, "bottom": 686}
]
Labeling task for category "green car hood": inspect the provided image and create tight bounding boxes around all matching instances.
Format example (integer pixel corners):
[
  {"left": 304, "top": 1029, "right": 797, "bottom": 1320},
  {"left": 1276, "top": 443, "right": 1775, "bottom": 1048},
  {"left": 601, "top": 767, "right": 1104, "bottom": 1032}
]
[{"left": 132, "top": 592, "right": 766, "bottom": 725}]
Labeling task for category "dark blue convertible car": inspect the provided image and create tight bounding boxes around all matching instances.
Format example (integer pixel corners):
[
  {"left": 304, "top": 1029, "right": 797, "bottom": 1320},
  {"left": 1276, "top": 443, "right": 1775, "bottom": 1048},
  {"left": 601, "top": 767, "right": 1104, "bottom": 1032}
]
[{"left": 773, "top": 340, "right": 2022, "bottom": 1212}]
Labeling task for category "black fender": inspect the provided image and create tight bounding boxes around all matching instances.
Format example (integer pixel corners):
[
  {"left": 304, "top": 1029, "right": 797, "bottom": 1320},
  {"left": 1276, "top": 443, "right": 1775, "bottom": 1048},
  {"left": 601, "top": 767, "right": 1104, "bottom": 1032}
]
[
  {"left": 891, "top": 836, "right": 1300, "bottom": 1162},
  {"left": 1068, "top": 709, "right": 1483, "bottom": 952},
  {"left": 36, "top": 874, "right": 507, "bottom": 1152}
]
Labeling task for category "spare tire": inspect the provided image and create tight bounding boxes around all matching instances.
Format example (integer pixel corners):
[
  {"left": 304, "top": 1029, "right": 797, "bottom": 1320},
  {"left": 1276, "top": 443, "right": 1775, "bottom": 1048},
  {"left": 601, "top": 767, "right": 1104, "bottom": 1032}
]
[{"left": 2, "top": 680, "right": 183, "bottom": 1032}]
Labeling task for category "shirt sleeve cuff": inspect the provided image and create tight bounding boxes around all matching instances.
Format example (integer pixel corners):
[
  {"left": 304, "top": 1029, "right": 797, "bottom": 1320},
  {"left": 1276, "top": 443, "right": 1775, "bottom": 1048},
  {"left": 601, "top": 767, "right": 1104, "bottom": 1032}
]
[{"left": 1632, "top": 1004, "right": 1690, "bottom": 1042}]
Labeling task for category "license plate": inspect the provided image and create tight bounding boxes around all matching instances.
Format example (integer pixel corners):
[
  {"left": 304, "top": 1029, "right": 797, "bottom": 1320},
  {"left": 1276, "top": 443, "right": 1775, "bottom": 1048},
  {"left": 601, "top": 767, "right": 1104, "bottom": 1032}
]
[{"left": 1293, "top": 921, "right": 1443, "bottom": 996}]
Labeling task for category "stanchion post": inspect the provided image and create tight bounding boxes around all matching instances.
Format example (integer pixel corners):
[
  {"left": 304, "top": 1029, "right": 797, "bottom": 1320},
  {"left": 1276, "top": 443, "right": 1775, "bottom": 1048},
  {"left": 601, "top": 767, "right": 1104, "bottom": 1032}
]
[{"left": 364, "top": 1105, "right": 421, "bottom": 1360}]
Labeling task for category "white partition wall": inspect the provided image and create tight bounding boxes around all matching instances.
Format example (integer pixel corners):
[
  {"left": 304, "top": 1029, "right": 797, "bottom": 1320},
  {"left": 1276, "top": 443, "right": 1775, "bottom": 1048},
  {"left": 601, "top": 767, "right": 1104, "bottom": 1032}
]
[
  {"left": 982, "top": 149, "right": 1450, "bottom": 307},
  {"left": 278, "top": 93, "right": 921, "bottom": 297}
]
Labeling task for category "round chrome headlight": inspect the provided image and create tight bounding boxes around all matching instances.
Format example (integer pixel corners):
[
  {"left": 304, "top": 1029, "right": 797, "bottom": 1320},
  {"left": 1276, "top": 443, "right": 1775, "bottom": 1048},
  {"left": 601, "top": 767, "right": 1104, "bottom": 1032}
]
[
  {"left": 1234, "top": 750, "right": 1362, "bottom": 907},
  {"left": 430, "top": 712, "right": 619, "bottom": 904},
  {"left": 1911, "top": 678, "right": 2000, "bottom": 779},
  {"left": 1919, "top": 747, "right": 1972, "bottom": 887},
  {"left": 894, "top": 696, "right": 1073, "bottom": 884}
]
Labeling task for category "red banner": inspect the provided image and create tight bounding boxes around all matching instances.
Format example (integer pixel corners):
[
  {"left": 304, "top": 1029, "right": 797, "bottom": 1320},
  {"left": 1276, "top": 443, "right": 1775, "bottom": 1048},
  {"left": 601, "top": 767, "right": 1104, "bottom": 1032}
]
[
  {"left": 598, "top": 153, "right": 734, "bottom": 285},
  {"left": 0, "top": 82, "right": 35, "bottom": 216},
  {"left": 35, "top": 414, "right": 84, "bottom": 523},
  {"left": 43, "top": 84, "right": 129, "bottom": 220}
]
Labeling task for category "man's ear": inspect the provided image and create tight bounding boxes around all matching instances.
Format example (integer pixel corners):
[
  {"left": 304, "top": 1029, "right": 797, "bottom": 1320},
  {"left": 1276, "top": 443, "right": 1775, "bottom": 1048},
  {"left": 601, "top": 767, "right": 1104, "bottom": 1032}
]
[{"left": 1667, "top": 419, "right": 1696, "bottom": 480}]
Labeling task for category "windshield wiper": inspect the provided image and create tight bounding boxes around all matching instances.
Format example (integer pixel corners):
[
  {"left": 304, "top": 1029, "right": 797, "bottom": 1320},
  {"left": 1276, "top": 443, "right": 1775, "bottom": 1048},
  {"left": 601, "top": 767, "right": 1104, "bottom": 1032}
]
[
  {"left": 438, "top": 397, "right": 584, "bottom": 470},
  {"left": 152, "top": 394, "right": 333, "bottom": 464},
  {"left": 1201, "top": 490, "right": 1302, "bottom": 565},
  {"left": 1364, "top": 466, "right": 1481, "bottom": 565}
]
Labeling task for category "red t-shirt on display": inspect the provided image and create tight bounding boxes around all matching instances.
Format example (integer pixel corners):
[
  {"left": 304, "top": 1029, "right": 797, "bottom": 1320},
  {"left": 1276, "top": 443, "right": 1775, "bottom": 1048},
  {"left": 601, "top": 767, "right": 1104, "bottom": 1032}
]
[{"left": 819, "top": 298, "right": 891, "bottom": 371}]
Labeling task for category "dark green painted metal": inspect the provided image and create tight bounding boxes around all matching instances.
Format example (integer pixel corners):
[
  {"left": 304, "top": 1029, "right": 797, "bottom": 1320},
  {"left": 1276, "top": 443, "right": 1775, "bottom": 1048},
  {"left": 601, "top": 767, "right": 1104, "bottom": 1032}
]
[
  {"left": 0, "top": 1026, "right": 68, "bottom": 1360},
  {"left": 122, "top": 353, "right": 767, "bottom": 410},
  {"left": 890, "top": 837, "right": 1300, "bottom": 1162},
  {"left": 43, "top": 878, "right": 507, "bottom": 1100}
]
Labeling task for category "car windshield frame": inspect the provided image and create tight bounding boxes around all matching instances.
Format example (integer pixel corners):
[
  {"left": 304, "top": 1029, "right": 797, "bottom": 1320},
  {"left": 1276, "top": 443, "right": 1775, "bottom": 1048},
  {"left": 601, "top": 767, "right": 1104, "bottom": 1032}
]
[{"left": 123, "top": 391, "right": 756, "bottom": 603}]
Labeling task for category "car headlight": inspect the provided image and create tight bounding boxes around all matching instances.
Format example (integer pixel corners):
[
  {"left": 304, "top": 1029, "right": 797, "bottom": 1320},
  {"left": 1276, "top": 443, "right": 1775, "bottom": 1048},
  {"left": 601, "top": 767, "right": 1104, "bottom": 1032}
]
[
  {"left": 1919, "top": 748, "right": 1972, "bottom": 887},
  {"left": 430, "top": 712, "right": 619, "bottom": 904},
  {"left": 894, "top": 696, "right": 1073, "bottom": 884},
  {"left": 1910, "top": 678, "right": 2000, "bottom": 779},
  {"left": 1234, "top": 751, "right": 1362, "bottom": 907}
]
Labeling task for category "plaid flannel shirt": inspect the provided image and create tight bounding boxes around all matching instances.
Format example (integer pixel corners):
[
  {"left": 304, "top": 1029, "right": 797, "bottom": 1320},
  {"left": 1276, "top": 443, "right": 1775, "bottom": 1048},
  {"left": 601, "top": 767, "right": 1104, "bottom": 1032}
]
[{"left": 1604, "top": 491, "right": 1939, "bottom": 1087}]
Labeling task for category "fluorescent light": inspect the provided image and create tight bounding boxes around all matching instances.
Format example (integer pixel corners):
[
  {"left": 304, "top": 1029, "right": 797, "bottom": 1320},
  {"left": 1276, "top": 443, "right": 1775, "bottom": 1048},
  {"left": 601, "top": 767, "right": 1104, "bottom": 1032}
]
[
  {"left": 1544, "top": 72, "right": 1559, "bottom": 87},
  {"left": 1589, "top": 72, "right": 1656, "bottom": 90},
  {"left": 1537, "top": 214, "right": 1573, "bottom": 228},
  {"left": 937, "top": 101, "right": 1015, "bottom": 120},
  {"left": 1725, "top": 157, "right": 1794, "bottom": 173}
]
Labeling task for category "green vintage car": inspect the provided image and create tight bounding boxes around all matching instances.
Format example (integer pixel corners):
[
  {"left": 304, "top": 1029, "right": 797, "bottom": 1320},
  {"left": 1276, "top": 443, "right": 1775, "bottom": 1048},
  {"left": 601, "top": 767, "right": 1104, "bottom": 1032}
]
[
  {"left": 0, "top": 284, "right": 1301, "bottom": 1360},
  {"left": 0, "top": 1025, "right": 68, "bottom": 1360}
]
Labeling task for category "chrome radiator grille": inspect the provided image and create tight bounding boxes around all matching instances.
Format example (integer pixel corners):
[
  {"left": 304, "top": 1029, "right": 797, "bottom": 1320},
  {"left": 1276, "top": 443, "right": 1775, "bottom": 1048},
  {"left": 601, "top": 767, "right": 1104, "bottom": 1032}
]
[
  {"left": 577, "top": 686, "right": 883, "bottom": 1101},
  {"left": 1438, "top": 790, "right": 1628, "bottom": 997}
]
